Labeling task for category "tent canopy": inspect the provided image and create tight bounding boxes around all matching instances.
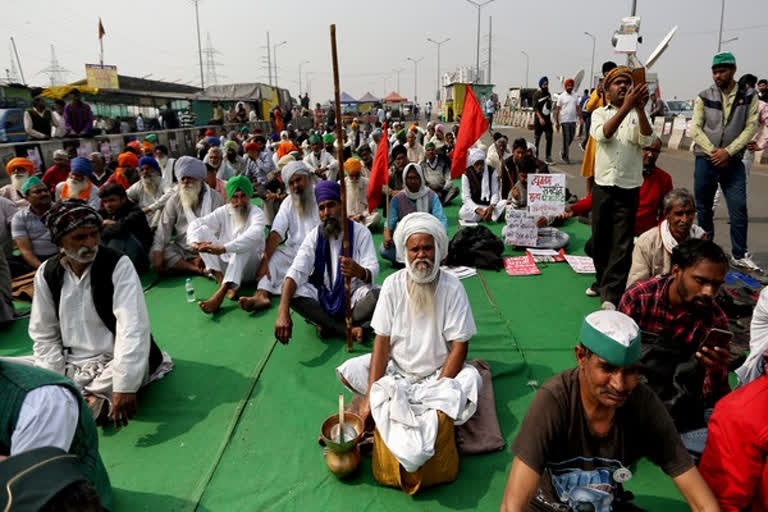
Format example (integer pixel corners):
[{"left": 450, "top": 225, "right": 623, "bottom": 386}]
[
  {"left": 330, "top": 91, "right": 359, "bottom": 105},
  {"left": 383, "top": 91, "right": 407, "bottom": 103},
  {"left": 358, "top": 92, "right": 380, "bottom": 103}
]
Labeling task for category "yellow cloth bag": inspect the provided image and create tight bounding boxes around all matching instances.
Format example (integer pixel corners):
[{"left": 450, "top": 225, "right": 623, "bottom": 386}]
[{"left": 372, "top": 411, "right": 459, "bottom": 495}]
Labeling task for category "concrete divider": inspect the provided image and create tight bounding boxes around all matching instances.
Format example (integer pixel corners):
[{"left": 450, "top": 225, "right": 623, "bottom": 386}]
[{"left": 666, "top": 115, "right": 687, "bottom": 151}]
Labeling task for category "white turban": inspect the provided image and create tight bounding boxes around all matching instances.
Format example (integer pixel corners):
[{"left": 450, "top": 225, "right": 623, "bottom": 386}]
[
  {"left": 175, "top": 155, "right": 206, "bottom": 180},
  {"left": 281, "top": 160, "right": 311, "bottom": 184},
  {"left": 467, "top": 148, "right": 491, "bottom": 202},
  {"left": 393, "top": 212, "right": 448, "bottom": 284}
]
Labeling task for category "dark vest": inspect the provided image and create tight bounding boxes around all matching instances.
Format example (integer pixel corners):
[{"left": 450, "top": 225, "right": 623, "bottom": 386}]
[
  {"left": 42, "top": 247, "right": 163, "bottom": 374},
  {"left": 0, "top": 361, "right": 113, "bottom": 510},
  {"left": 26, "top": 107, "right": 52, "bottom": 136},
  {"left": 694, "top": 83, "right": 755, "bottom": 158},
  {"left": 466, "top": 166, "right": 495, "bottom": 206}
]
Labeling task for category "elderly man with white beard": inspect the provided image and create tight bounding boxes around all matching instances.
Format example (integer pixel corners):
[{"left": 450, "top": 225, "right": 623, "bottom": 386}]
[
  {"left": 336, "top": 212, "right": 482, "bottom": 480},
  {"left": 23, "top": 200, "right": 172, "bottom": 428},
  {"left": 274, "top": 181, "right": 379, "bottom": 343},
  {"left": 126, "top": 156, "right": 170, "bottom": 228},
  {"left": 343, "top": 157, "right": 382, "bottom": 230},
  {"left": 151, "top": 156, "right": 226, "bottom": 276},
  {"left": 54, "top": 157, "right": 101, "bottom": 210},
  {"left": 188, "top": 176, "right": 266, "bottom": 314},
  {"left": 1, "top": 157, "right": 34, "bottom": 207},
  {"left": 238, "top": 161, "right": 320, "bottom": 312}
]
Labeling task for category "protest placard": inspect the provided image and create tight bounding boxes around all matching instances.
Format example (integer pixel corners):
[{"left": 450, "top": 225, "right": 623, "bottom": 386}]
[
  {"left": 504, "top": 254, "right": 541, "bottom": 276},
  {"left": 564, "top": 254, "right": 596, "bottom": 274},
  {"left": 528, "top": 173, "right": 566, "bottom": 217},
  {"left": 503, "top": 210, "right": 538, "bottom": 247}
]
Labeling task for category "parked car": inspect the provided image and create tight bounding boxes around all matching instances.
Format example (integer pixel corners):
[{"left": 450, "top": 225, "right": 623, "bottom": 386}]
[
  {"left": 0, "top": 108, "right": 26, "bottom": 143},
  {"left": 664, "top": 99, "right": 694, "bottom": 118}
]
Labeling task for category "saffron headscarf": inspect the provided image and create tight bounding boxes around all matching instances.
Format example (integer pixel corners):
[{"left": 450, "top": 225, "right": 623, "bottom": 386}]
[
  {"left": 225, "top": 175, "right": 253, "bottom": 200},
  {"left": 6, "top": 157, "right": 34, "bottom": 175},
  {"left": 344, "top": 157, "right": 362, "bottom": 173},
  {"left": 117, "top": 152, "right": 139, "bottom": 169},
  {"left": 277, "top": 141, "right": 299, "bottom": 159},
  {"left": 43, "top": 199, "right": 103, "bottom": 243}
]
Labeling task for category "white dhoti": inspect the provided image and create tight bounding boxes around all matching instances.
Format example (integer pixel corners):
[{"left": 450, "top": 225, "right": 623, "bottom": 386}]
[
  {"left": 6, "top": 352, "right": 174, "bottom": 403},
  {"left": 459, "top": 200, "right": 507, "bottom": 223},
  {"left": 336, "top": 353, "right": 481, "bottom": 472},
  {"left": 191, "top": 225, "right": 263, "bottom": 288},
  {"left": 257, "top": 246, "right": 296, "bottom": 295}
]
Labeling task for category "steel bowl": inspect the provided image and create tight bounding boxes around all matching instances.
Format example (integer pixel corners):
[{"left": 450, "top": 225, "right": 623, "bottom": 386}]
[{"left": 320, "top": 412, "right": 363, "bottom": 453}]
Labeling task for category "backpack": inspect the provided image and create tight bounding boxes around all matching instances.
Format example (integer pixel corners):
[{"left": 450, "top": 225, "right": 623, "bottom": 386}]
[
  {"left": 42, "top": 246, "right": 163, "bottom": 375},
  {"left": 447, "top": 226, "right": 504, "bottom": 270}
]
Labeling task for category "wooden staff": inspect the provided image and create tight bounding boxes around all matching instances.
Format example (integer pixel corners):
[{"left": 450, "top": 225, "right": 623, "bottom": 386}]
[{"left": 330, "top": 24, "right": 353, "bottom": 353}]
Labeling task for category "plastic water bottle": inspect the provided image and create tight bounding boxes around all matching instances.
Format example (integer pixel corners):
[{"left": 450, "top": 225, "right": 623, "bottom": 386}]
[{"left": 185, "top": 278, "right": 195, "bottom": 303}]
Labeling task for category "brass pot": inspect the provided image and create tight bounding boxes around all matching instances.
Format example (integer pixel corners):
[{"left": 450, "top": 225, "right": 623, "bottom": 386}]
[{"left": 324, "top": 445, "right": 361, "bottom": 479}]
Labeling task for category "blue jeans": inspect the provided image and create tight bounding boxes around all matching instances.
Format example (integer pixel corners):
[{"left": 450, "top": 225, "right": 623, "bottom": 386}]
[{"left": 694, "top": 156, "right": 748, "bottom": 258}]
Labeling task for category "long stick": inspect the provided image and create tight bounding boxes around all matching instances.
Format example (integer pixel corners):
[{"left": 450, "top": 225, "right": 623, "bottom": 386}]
[{"left": 330, "top": 24, "right": 353, "bottom": 353}]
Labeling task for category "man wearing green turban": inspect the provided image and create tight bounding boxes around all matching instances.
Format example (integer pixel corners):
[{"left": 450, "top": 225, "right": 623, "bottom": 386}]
[
  {"left": 188, "top": 175, "right": 267, "bottom": 313},
  {"left": 305, "top": 133, "right": 339, "bottom": 180}
]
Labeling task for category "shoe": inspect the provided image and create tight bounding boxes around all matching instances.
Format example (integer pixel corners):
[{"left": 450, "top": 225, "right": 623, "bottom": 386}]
[
  {"left": 545, "top": 157, "right": 554, "bottom": 165},
  {"left": 731, "top": 253, "right": 763, "bottom": 272},
  {"left": 601, "top": 301, "right": 616, "bottom": 311},
  {"left": 585, "top": 286, "right": 599, "bottom": 297}
]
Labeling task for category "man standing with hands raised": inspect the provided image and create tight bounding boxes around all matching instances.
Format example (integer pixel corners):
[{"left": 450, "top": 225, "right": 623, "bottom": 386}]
[{"left": 590, "top": 66, "right": 654, "bottom": 310}]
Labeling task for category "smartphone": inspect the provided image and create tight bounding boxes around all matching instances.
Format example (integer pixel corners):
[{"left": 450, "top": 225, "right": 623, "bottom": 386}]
[
  {"left": 699, "top": 328, "right": 733, "bottom": 350},
  {"left": 631, "top": 67, "right": 646, "bottom": 87}
]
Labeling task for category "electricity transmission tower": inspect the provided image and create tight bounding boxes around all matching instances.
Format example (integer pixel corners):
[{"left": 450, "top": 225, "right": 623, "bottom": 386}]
[{"left": 202, "top": 32, "right": 222, "bottom": 86}]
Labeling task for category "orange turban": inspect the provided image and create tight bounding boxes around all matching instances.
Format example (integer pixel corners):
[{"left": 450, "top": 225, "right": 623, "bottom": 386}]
[
  {"left": 126, "top": 140, "right": 141, "bottom": 152},
  {"left": 6, "top": 157, "right": 34, "bottom": 175},
  {"left": 142, "top": 141, "right": 154, "bottom": 152},
  {"left": 276, "top": 141, "right": 298, "bottom": 159},
  {"left": 344, "top": 157, "right": 362, "bottom": 173},
  {"left": 117, "top": 152, "right": 139, "bottom": 168}
]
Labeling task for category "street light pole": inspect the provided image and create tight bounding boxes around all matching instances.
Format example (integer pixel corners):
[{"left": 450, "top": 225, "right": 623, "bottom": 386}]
[
  {"left": 298, "top": 60, "right": 309, "bottom": 96},
  {"left": 273, "top": 40, "right": 287, "bottom": 88},
  {"left": 407, "top": 57, "right": 424, "bottom": 104},
  {"left": 465, "top": 0, "right": 495, "bottom": 83},
  {"left": 393, "top": 67, "right": 404, "bottom": 93},
  {"left": 718, "top": 0, "right": 725, "bottom": 52},
  {"left": 193, "top": 0, "right": 204, "bottom": 89},
  {"left": 521, "top": 50, "right": 529, "bottom": 89},
  {"left": 427, "top": 37, "right": 450, "bottom": 102},
  {"left": 584, "top": 32, "right": 596, "bottom": 89}
]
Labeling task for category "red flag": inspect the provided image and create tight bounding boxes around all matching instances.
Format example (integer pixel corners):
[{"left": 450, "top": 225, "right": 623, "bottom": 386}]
[
  {"left": 98, "top": 18, "right": 106, "bottom": 39},
  {"left": 367, "top": 121, "right": 389, "bottom": 212},
  {"left": 450, "top": 85, "right": 489, "bottom": 179}
]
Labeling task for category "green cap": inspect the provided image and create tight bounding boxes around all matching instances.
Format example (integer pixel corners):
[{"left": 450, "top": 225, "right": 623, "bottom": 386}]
[
  {"left": 20, "top": 175, "right": 44, "bottom": 195},
  {"left": 580, "top": 311, "right": 641, "bottom": 367},
  {"left": 309, "top": 134, "right": 322, "bottom": 145},
  {"left": 144, "top": 134, "right": 158, "bottom": 143},
  {"left": 322, "top": 133, "right": 335, "bottom": 144},
  {"left": 712, "top": 52, "right": 736, "bottom": 68}
]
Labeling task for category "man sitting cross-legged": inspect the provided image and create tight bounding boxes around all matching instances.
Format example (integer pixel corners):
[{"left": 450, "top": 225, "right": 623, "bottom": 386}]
[
  {"left": 274, "top": 181, "right": 379, "bottom": 343},
  {"left": 500, "top": 310, "right": 719, "bottom": 512},
  {"left": 238, "top": 161, "right": 320, "bottom": 312},
  {"left": 24, "top": 200, "right": 172, "bottom": 428},
  {"left": 189, "top": 176, "right": 266, "bottom": 314},
  {"left": 336, "top": 213, "right": 482, "bottom": 476},
  {"left": 151, "top": 156, "right": 226, "bottom": 276}
]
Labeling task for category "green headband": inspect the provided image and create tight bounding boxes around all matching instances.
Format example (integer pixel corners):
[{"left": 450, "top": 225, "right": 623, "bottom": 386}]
[{"left": 580, "top": 318, "right": 641, "bottom": 367}]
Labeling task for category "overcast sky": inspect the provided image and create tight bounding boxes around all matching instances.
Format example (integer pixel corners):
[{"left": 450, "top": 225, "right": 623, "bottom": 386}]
[{"left": 3, "top": 0, "right": 766, "bottom": 104}]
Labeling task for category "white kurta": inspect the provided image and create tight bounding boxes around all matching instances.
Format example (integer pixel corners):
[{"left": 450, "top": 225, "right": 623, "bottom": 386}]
[
  {"left": 11, "top": 385, "right": 78, "bottom": 456},
  {"left": 285, "top": 221, "right": 379, "bottom": 305},
  {"left": 459, "top": 173, "right": 505, "bottom": 222},
  {"left": 303, "top": 151, "right": 338, "bottom": 180},
  {"left": 257, "top": 195, "right": 320, "bottom": 294},
  {"left": 188, "top": 204, "right": 266, "bottom": 288},
  {"left": 29, "top": 255, "right": 153, "bottom": 395},
  {"left": 336, "top": 269, "right": 481, "bottom": 472},
  {"left": 127, "top": 180, "right": 170, "bottom": 228}
]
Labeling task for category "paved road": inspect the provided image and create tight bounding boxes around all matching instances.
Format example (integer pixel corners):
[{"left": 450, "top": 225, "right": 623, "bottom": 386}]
[{"left": 482, "top": 125, "right": 768, "bottom": 272}]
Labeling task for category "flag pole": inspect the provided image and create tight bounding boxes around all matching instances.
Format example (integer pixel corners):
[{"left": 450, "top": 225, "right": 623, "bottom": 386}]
[
  {"left": 330, "top": 24, "right": 353, "bottom": 353},
  {"left": 98, "top": 18, "right": 104, "bottom": 66}
]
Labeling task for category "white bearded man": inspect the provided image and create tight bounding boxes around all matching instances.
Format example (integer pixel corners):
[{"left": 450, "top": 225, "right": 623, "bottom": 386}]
[
  {"left": 23, "top": 200, "right": 172, "bottom": 428},
  {"left": 54, "top": 157, "right": 101, "bottom": 210},
  {"left": 126, "top": 155, "right": 170, "bottom": 228},
  {"left": 238, "top": 161, "right": 320, "bottom": 312},
  {"left": 151, "top": 156, "right": 226, "bottom": 276},
  {"left": 343, "top": 157, "right": 382, "bottom": 230},
  {"left": 336, "top": 212, "right": 482, "bottom": 479},
  {"left": 189, "top": 176, "right": 266, "bottom": 314},
  {"left": 1, "top": 157, "right": 34, "bottom": 207}
]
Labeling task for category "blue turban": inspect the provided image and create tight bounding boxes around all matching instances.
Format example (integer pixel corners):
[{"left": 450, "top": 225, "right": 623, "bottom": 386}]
[
  {"left": 539, "top": 76, "right": 548, "bottom": 88},
  {"left": 69, "top": 157, "right": 93, "bottom": 176},
  {"left": 138, "top": 156, "right": 161, "bottom": 173},
  {"left": 206, "top": 136, "right": 221, "bottom": 147},
  {"left": 314, "top": 180, "right": 340, "bottom": 204}
]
